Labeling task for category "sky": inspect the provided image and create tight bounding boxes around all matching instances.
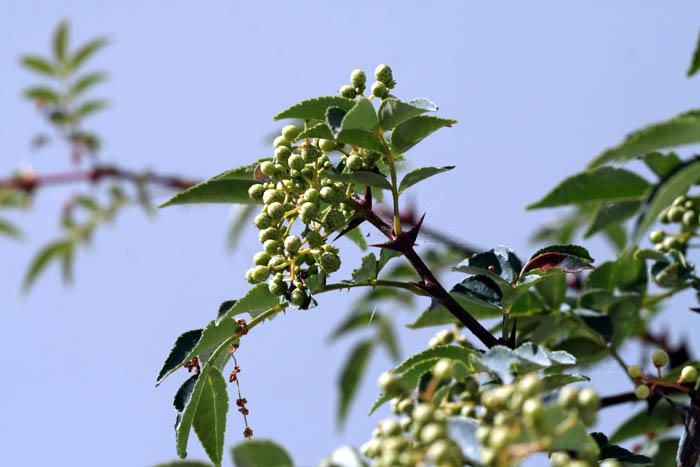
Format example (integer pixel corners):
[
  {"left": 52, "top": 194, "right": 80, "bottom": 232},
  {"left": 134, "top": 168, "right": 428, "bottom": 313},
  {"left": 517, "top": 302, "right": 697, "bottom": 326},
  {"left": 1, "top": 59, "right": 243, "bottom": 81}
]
[{"left": 1, "top": 2, "right": 700, "bottom": 466}]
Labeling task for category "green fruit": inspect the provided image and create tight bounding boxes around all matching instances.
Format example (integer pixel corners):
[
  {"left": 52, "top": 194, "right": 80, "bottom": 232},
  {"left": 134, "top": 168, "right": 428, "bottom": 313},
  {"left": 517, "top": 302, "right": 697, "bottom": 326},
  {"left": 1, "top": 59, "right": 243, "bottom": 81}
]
[
  {"left": 420, "top": 423, "right": 445, "bottom": 443},
  {"left": 378, "top": 371, "right": 403, "bottom": 395},
  {"left": 305, "top": 230, "right": 324, "bottom": 248},
  {"left": 680, "top": 365, "right": 698, "bottom": 383},
  {"left": 284, "top": 235, "right": 302, "bottom": 254},
  {"left": 451, "top": 361, "right": 468, "bottom": 381},
  {"left": 635, "top": 384, "right": 650, "bottom": 399},
  {"left": 374, "top": 64, "right": 394, "bottom": 87},
  {"left": 266, "top": 201, "right": 285, "bottom": 221},
  {"left": 300, "top": 166, "right": 315, "bottom": 179},
  {"left": 323, "top": 209, "right": 345, "bottom": 230},
  {"left": 412, "top": 403, "right": 434, "bottom": 424},
  {"left": 397, "top": 398, "right": 414, "bottom": 415},
  {"left": 290, "top": 287, "right": 308, "bottom": 306},
  {"left": 371, "top": 81, "right": 389, "bottom": 99},
  {"left": 258, "top": 227, "right": 279, "bottom": 242},
  {"left": 248, "top": 183, "right": 265, "bottom": 201},
  {"left": 273, "top": 135, "right": 290, "bottom": 148},
  {"left": 558, "top": 386, "right": 578, "bottom": 407},
  {"left": 260, "top": 161, "right": 276, "bottom": 177},
  {"left": 669, "top": 206, "right": 685, "bottom": 222},
  {"left": 649, "top": 230, "right": 665, "bottom": 244},
  {"left": 275, "top": 146, "right": 291, "bottom": 162},
  {"left": 652, "top": 349, "right": 668, "bottom": 368},
  {"left": 263, "top": 239, "right": 281, "bottom": 255},
  {"left": 268, "top": 255, "right": 286, "bottom": 268},
  {"left": 517, "top": 373, "right": 542, "bottom": 397},
  {"left": 662, "top": 236, "right": 682, "bottom": 251},
  {"left": 380, "top": 419, "right": 401, "bottom": 437},
  {"left": 253, "top": 212, "right": 272, "bottom": 229},
  {"left": 320, "top": 186, "right": 342, "bottom": 204},
  {"left": 318, "top": 139, "right": 336, "bottom": 152},
  {"left": 303, "top": 188, "right": 321, "bottom": 204},
  {"left": 320, "top": 252, "right": 341, "bottom": 272},
  {"left": 339, "top": 84, "right": 357, "bottom": 99},
  {"left": 253, "top": 251, "right": 271, "bottom": 266},
  {"left": 251, "top": 265, "right": 270, "bottom": 282},
  {"left": 488, "top": 426, "right": 510, "bottom": 450},
  {"left": 683, "top": 210, "right": 698, "bottom": 226},
  {"left": 288, "top": 153, "right": 305, "bottom": 171},
  {"left": 281, "top": 124, "right": 301, "bottom": 141},
  {"left": 245, "top": 268, "right": 255, "bottom": 284},
  {"left": 432, "top": 359, "right": 453, "bottom": 381},
  {"left": 302, "top": 146, "right": 320, "bottom": 163},
  {"left": 268, "top": 279, "right": 287, "bottom": 296},
  {"left": 346, "top": 154, "right": 362, "bottom": 171},
  {"left": 435, "top": 329, "right": 453, "bottom": 344},
  {"left": 627, "top": 364, "right": 643, "bottom": 378},
  {"left": 549, "top": 452, "right": 571, "bottom": 467},
  {"left": 300, "top": 202, "right": 319, "bottom": 224},
  {"left": 600, "top": 459, "right": 624, "bottom": 467},
  {"left": 522, "top": 398, "right": 543, "bottom": 425},
  {"left": 350, "top": 69, "right": 366, "bottom": 88},
  {"left": 262, "top": 188, "right": 284, "bottom": 205},
  {"left": 577, "top": 387, "right": 599, "bottom": 410}
]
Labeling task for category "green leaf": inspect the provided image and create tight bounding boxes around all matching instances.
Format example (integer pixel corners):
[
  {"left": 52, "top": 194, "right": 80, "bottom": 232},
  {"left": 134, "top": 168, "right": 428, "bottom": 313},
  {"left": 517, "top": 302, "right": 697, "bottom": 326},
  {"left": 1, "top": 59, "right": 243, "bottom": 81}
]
[
  {"left": 216, "top": 284, "right": 279, "bottom": 322},
  {"left": 187, "top": 317, "right": 240, "bottom": 365},
  {"left": 630, "top": 157, "right": 700, "bottom": 246},
  {"left": 23, "top": 86, "right": 60, "bottom": 103},
  {"left": 391, "top": 116, "right": 457, "bottom": 154},
  {"left": 156, "top": 329, "right": 204, "bottom": 385},
  {"left": 584, "top": 200, "right": 640, "bottom": 238},
  {"left": 328, "top": 310, "right": 375, "bottom": 341},
  {"left": 294, "top": 122, "right": 333, "bottom": 141},
  {"left": 378, "top": 97, "right": 436, "bottom": 130},
  {"left": 688, "top": 29, "right": 700, "bottom": 77},
  {"left": 160, "top": 165, "right": 257, "bottom": 207},
  {"left": 350, "top": 253, "right": 377, "bottom": 283},
  {"left": 20, "top": 55, "right": 55, "bottom": 76},
  {"left": 340, "top": 97, "right": 378, "bottom": 132},
  {"left": 393, "top": 345, "right": 475, "bottom": 375},
  {"left": 323, "top": 169, "right": 392, "bottom": 190},
  {"left": 522, "top": 244, "right": 594, "bottom": 275},
  {"left": 541, "top": 373, "right": 589, "bottom": 392},
  {"left": 644, "top": 152, "right": 682, "bottom": 178},
  {"left": 274, "top": 96, "right": 355, "bottom": 121},
  {"left": 399, "top": 166, "right": 454, "bottom": 192},
  {"left": 74, "top": 99, "right": 109, "bottom": 119},
  {"left": 610, "top": 399, "right": 681, "bottom": 443},
  {"left": 527, "top": 167, "right": 650, "bottom": 209},
  {"left": 534, "top": 271, "right": 567, "bottom": 310},
  {"left": 453, "top": 245, "right": 523, "bottom": 285},
  {"left": 230, "top": 439, "right": 293, "bottom": 467},
  {"left": 589, "top": 110, "right": 700, "bottom": 168},
  {"left": 0, "top": 218, "right": 22, "bottom": 239},
  {"left": 70, "top": 37, "right": 109, "bottom": 71},
  {"left": 337, "top": 339, "right": 373, "bottom": 425},
  {"left": 336, "top": 129, "right": 384, "bottom": 152},
  {"left": 376, "top": 314, "right": 400, "bottom": 361},
  {"left": 452, "top": 275, "right": 503, "bottom": 306},
  {"left": 69, "top": 72, "right": 106, "bottom": 96},
  {"left": 175, "top": 373, "right": 204, "bottom": 459},
  {"left": 23, "top": 239, "right": 74, "bottom": 292},
  {"left": 53, "top": 21, "right": 69, "bottom": 61},
  {"left": 192, "top": 368, "right": 228, "bottom": 467}
]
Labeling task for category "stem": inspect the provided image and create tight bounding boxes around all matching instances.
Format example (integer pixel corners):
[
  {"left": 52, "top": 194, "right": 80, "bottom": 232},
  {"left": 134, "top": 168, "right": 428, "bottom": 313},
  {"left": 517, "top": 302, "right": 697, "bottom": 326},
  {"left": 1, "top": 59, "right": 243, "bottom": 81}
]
[
  {"left": 679, "top": 391, "right": 700, "bottom": 467},
  {"left": 318, "top": 280, "right": 427, "bottom": 296},
  {"left": 643, "top": 283, "right": 691, "bottom": 307},
  {"left": 378, "top": 134, "right": 402, "bottom": 236}
]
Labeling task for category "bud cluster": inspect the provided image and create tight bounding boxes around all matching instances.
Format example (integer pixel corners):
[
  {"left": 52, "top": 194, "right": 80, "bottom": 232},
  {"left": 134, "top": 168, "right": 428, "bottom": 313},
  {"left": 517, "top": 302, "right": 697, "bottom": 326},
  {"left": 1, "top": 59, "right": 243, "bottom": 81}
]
[
  {"left": 628, "top": 350, "right": 698, "bottom": 400},
  {"left": 652, "top": 194, "right": 700, "bottom": 253},
  {"left": 339, "top": 64, "right": 396, "bottom": 100}
]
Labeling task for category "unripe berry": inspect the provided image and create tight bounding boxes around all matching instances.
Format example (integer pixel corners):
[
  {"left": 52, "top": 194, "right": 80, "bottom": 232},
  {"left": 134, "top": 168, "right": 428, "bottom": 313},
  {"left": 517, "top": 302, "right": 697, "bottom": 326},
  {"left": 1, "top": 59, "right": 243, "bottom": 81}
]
[
  {"left": 305, "top": 229, "right": 324, "bottom": 248},
  {"left": 451, "top": 361, "right": 468, "bottom": 381},
  {"left": 260, "top": 161, "right": 276, "bottom": 177},
  {"left": 426, "top": 440, "right": 451, "bottom": 462},
  {"left": 318, "top": 139, "right": 336, "bottom": 152},
  {"left": 301, "top": 146, "right": 320, "bottom": 163},
  {"left": 627, "top": 364, "right": 643, "bottom": 379},
  {"left": 378, "top": 372, "right": 403, "bottom": 395},
  {"left": 652, "top": 349, "right": 668, "bottom": 368},
  {"left": 649, "top": 230, "right": 665, "bottom": 244},
  {"left": 346, "top": 154, "right": 362, "bottom": 171},
  {"left": 397, "top": 398, "right": 414, "bottom": 415},
  {"left": 273, "top": 135, "right": 290, "bottom": 148},
  {"left": 339, "top": 85, "right": 357, "bottom": 99},
  {"left": 268, "top": 254, "right": 286, "bottom": 268},
  {"left": 549, "top": 452, "right": 571, "bottom": 467},
  {"left": 558, "top": 386, "right": 578, "bottom": 407},
  {"left": 300, "top": 202, "right": 319, "bottom": 224},
  {"left": 420, "top": 423, "right": 445, "bottom": 443},
  {"left": 248, "top": 183, "right": 265, "bottom": 201},
  {"left": 435, "top": 329, "right": 453, "bottom": 344},
  {"left": 320, "top": 252, "right": 341, "bottom": 273},
  {"left": 300, "top": 166, "right": 315, "bottom": 179},
  {"left": 288, "top": 153, "right": 305, "bottom": 171},
  {"left": 371, "top": 81, "right": 389, "bottom": 99},
  {"left": 522, "top": 398, "right": 543, "bottom": 425},
  {"left": 274, "top": 146, "right": 291, "bottom": 162},
  {"left": 284, "top": 235, "right": 302, "bottom": 254},
  {"left": 281, "top": 124, "right": 301, "bottom": 142},
  {"left": 680, "top": 365, "right": 698, "bottom": 383},
  {"left": 251, "top": 265, "right": 270, "bottom": 283},
  {"left": 488, "top": 426, "right": 510, "bottom": 450},
  {"left": 290, "top": 287, "right": 308, "bottom": 306},
  {"left": 635, "top": 384, "right": 650, "bottom": 399},
  {"left": 263, "top": 239, "right": 281, "bottom": 255},
  {"left": 320, "top": 186, "right": 343, "bottom": 204},
  {"left": 253, "top": 212, "right": 272, "bottom": 229},
  {"left": 263, "top": 188, "right": 284, "bottom": 205},
  {"left": 577, "top": 387, "right": 599, "bottom": 410},
  {"left": 432, "top": 359, "right": 453, "bottom": 381},
  {"left": 669, "top": 206, "right": 684, "bottom": 222},
  {"left": 374, "top": 64, "right": 394, "bottom": 87},
  {"left": 258, "top": 227, "right": 279, "bottom": 243},
  {"left": 253, "top": 251, "right": 271, "bottom": 266},
  {"left": 683, "top": 210, "right": 698, "bottom": 226},
  {"left": 350, "top": 69, "right": 366, "bottom": 89},
  {"left": 323, "top": 209, "right": 345, "bottom": 231},
  {"left": 268, "top": 278, "right": 287, "bottom": 296},
  {"left": 266, "top": 202, "right": 285, "bottom": 221},
  {"left": 379, "top": 419, "right": 401, "bottom": 437},
  {"left": 245, "top": 268, "right": 255, "bottom": 284},
  {"left": 517, "top": 373, "right": 542, "bottom": 397}
]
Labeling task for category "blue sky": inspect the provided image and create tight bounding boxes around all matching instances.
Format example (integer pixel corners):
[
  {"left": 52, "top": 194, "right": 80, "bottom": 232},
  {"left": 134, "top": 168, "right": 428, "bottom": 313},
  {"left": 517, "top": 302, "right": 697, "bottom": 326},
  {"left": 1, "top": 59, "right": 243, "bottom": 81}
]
[{"left": 1, "top": 2, "right": 700, "bottom": 466}]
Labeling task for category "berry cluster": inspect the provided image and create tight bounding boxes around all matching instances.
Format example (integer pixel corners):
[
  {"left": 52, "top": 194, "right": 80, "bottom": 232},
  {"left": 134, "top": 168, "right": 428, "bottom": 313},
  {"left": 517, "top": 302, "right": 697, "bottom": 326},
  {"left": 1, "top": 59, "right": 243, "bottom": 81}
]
[
  {"left": 339, "top": 64, "right": 396, "bottom": 100},
  {"left": 651, "top": 194, "right": 700, "bottom": 252},
  {"left": 628, "top": 349, "right": 698, "bottom": 399},
  {"left": 245, "top": 66, "right": 398, "bottom": 306}
]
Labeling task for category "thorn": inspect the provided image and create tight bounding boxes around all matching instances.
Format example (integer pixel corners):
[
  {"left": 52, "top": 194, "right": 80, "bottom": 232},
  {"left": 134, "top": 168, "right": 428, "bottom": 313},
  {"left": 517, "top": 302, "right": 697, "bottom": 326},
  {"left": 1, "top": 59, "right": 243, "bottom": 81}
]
[
  {"left": 405, "top": 213, "right": 426, "bottom": 246},
  {"left": 362, "top": 185, "right": 372, "bottom": 208},
  {"left": 333, "top": 217, "right": 365, "bottom": 241},
  {"left": 369, "top": 238, "right": 402, "bottom": 251}
]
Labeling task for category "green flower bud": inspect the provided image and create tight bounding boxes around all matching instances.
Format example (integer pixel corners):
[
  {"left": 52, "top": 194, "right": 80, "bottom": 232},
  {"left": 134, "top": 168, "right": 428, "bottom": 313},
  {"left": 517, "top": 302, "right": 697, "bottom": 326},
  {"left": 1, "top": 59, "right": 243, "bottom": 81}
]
[
  {"left": 549, "top": 452, "right": 571, "bottom": 467},
  {"left": 260, "top": 161, "right": 277, "bottom": 177},
  {"left": 577, "top": 387, "right": 599, "bottom": 410},
  {"left": 268, "top": 278, "right": 287, "bottom": 296},
  {"left": 273, "top": 135, "right": 291, "bottom": 148},
  {"left": 268, "top": 254, "right": 286, "bottom": 269},
  {"left": 288, "top": 153, "right": 305, "bottom": 171},
  {"left": 680, "top": 365, "right": 698, "bottom": 383},
  {"left": 673, "top": 195, "right": 688, "bottom": 206},
  {"left": 302, "top": 146, "right": 320, "bottom": 163},
  {"left": 281, "top": 124, "right": 301, "bottom": 142},
  {"left": 397, "top": 398, "right": 414, "bottom": 415},
  {"left": 517, "top": 373, "right": 542, "bottom": 397},
  {"left": 274, "top": 146, "right": 291, "bottom": 162},
  {"left": 350, "top": 69, "right": 366, "bottom": 89},
  {"left": 420, "top": 423, "right": 445, "bottom": 443},
  {"left": 427, "top": 440, "right": 451, "bottom": 462},
  {"left": 635, "top": 384, "right": 650, "bottom": 399},
  {"left": 253, "top": 251, "right": 271, "bottom": 266},
  {"left": 627, "top": 364, "right": 643, "bottom": 379},
  {"left": 669, "top": 206, "right": 685, "bottom": 222},
  {"left": 248, "top": 183, "right": 265, "bottom": 201},
  {"left": 263, "top": 239, "right": 281, "bottom": 255},
  {"left": 488, "top": 426, "right": 510, "bottom": 450},
  {"left": 251, "top": 265, "right": 270, "bottom": 283},
  {"left": 318, "top": 139, "right": 336, "bottom": 153},
  {"left": 303, "top": 188, "right": 321, "bottom": 204},
  {"left": 323, "top": 209, "right": 345, "bottom": 231},
  {"left": 380, "top": 419, "right": 401, "bottom": 437},
  {"left": 304, "top": 229, "right": 324, "bottom": 248},
  {"left": 300, "top": 166, "right": 315, "bottom": 179},
  {"left": 266, "top": 201, "right": 285, "bottom": 221},
  {"left": 432, "top": 359, "right": 453, "bottom": 381},
  {"left": 284, "top": 235, "right": 302, "bottom": 254},
  {"left": 522, "top": 398, "right": 543, "bottom": 425},
  {"left": 262, "top": 189, "right": 284, "bottom": 205},
  {"left": 258, "top": 227, "right": 279, "bottom": 243},
  {"left": 371, "top": 81, "right": 389, "bottom": 99},
  {"left": 346, "top": 154, "right": 362, "bottom": 171},
  {"left": 339, "top": 85, "right": 357, "bottom": 99},
  {"left": 378, "top": 371, "right": 404, "bottom": 395},
  {"left": 451, "top": 361, "right": 468, "bottom": 381},
  {"left": 649, "top": 230, "right": 665, "bottom": 244},
  {"left": 374, "top": 64, "right": 395, "bottom": 87},
  {"left": 558, "top": 386, "right": 578, "bottom": 407},
  {"left": 652, "top": 349, "right": 668, "bottom": 368},
  {"left": 254, "top": 212, "right": 272, "bottom": 229},
  {"left": 320, "top": 252, "right": 341, "bottom": 273},
  {"left": 290, "top": 287, "right": 308, "bottom": 306},
  {"left": 320, "top": 186, "right": 343, "bottom": 204},
  {"left": 435, "top": 329, "right": 453, "bottom": 345},
  {"left": 300, "top": 202, "right": 319, "bottom": 224},
  {"left": 683, "top": 210, "right": 698, "bottom": 227}
]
